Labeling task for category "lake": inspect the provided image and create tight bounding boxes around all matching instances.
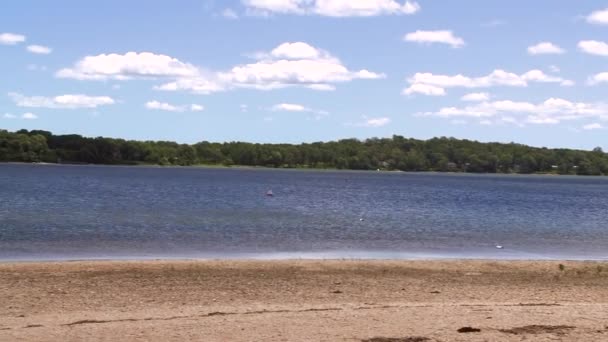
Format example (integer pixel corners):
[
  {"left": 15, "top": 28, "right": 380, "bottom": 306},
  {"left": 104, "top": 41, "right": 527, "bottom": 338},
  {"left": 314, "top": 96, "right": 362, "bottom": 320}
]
[{"left": 1, "top": 164, "right": 607, "bottom": 261}]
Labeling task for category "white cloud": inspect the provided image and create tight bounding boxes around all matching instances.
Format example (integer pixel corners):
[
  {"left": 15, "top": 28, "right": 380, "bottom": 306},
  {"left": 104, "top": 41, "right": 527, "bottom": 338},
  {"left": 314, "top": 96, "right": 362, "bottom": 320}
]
[
  {"left": 586, "top": 8, "right": 608, "bottom": 25},
  {"left": 588, "top": 72, "right": 608, "bottom": 85},
  {"left": 217, "top": 42, "right": 384, "bottom": 90},
  {"left": 221, "top": 8, "right": 239, "bottom": 19},
  {"left": 527, "top": 42, "right": 565, "bottom": 55},
  {"left": 223, "top": 60, "right": 384, "bottom": 89},
  {"left": 244, "top": 0, "right": 420, "bottom": 17},
  {"left": 549, "top": 65, "right": 560, "bottom": 73},
  {"left": 461, "top": 92, "right": 490, "bottom": 102},
  {"left": 521, "top": 69, "right": 573, "bottom": 86},
  {"left": 3, "top": 113, "right": 16, "bottom": 119},
  {"left": 405, "top": 69, "right": 572, "bottom": 96},
  {"left": 145, "top": 100, "right": 204, "bottom": 112},
  {"left": 22, "top": 112, "right": 38, "bottom": 120},
  {"left": 583, "top": 123, "right": 604, "bottom": 130},
  {"left": 270, "top": 42, "right": 324, "bottom": 60},
  {"left": 313, "top": 0, "right": 420, "bottom": 17},
  {"left": 418, "top": 98, "right": 608, "bottom": 125},
  {"left": 306, "top": 84, "right": 336, "bottom": 91},
  {"left": 155, "top": 77, "right": 225, "bottom": 94},
  {"left": 145, "top": 101, "right": 183, "bottom": 112},
  {"left": 60, "top": 44, "right": 382, "bottom": 94},
  {"left": 403, "top": 83, "right": 446, "bottom": 96},
  {"left": 57, "top": 52, "right": 200, "bottom": 80},
  {"left": 271, "top": 102, "right": 328, "bottom": 119},
  {"left": 272, "top": 103, "right": 309, "bottom": 112},
  {"left": 27, "top": 45, "right": 52, "bottom": 54},
  {"left": 359, "top": 117, "right": 391, "bottom": 127},
  {"left": 404, "top": 30, "right": 465, "bottom": 48},
  {"left": 190, "top": 104, "right": 205, "bottom": 112},
  {"left": 578, "top": 40, "right": 608, "bottom": 56},
  {"left": 243, "top": 0, "right": 306, "bottom": 14},
  {"left": 8, "top": 92, "right": 115, "bottom": 109},
  {"left": 0, "top": 33, "right": 26, "bottom": 45}
]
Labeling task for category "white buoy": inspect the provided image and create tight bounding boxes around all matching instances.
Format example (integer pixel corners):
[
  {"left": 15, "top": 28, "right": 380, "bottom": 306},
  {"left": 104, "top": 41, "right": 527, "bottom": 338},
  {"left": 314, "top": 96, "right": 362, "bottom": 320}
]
[
  {"left": 359, "top": 218, "right": 364, "bottom": 221},
  {"left": 496, "top": 245, "right": 504, "bottom": 249}
]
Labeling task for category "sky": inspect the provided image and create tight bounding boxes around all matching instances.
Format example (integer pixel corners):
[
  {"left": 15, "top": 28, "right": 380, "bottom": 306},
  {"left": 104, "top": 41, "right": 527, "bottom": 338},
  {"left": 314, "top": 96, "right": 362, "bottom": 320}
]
[{"left": 2, "top": 1, "right": 608, "bottom": 150}]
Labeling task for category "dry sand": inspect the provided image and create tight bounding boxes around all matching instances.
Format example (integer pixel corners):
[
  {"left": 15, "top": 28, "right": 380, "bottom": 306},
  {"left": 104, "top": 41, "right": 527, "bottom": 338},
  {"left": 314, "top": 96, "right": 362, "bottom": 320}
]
[{"left": 1, "top": 260, "right": 607, "bottom": 341}]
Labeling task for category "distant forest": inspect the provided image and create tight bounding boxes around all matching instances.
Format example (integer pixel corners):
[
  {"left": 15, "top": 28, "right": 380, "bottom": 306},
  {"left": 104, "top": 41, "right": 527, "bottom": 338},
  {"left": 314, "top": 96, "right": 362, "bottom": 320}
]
[{"left": 1, "top": 129, "right": 608, "bottom": 175}]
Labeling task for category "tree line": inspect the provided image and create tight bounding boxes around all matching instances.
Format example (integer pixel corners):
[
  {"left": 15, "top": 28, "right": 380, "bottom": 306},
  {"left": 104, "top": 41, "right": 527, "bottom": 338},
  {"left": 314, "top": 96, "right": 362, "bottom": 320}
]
[{"left": 1, "top": 128, "right": 607, "bottom": 175}]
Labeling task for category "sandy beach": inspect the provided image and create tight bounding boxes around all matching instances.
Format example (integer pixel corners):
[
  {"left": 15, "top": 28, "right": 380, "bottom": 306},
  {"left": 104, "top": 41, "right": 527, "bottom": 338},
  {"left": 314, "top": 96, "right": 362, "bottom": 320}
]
[{"left": 1, "top": 260, "right": 607, "bottom": 341}]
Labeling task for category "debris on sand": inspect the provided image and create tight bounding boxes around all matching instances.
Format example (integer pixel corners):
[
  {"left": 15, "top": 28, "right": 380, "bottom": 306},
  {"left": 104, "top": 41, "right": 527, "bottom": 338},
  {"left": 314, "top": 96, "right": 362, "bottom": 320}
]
[
  {"left": 362, "top": 337, "right": 431, "bottom": 342},
  {"left": 457, "top": 327, "right": 481, "bottom": 333},
  {"left": 499, "top": 325, "right": 575, "bottom": 335}
]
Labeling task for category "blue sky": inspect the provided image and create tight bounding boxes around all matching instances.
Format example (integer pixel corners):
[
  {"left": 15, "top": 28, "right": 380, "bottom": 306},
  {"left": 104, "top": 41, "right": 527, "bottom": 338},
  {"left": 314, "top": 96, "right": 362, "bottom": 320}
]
[{"left": 2, "top": 1, "right": 608, "bottom": 150}]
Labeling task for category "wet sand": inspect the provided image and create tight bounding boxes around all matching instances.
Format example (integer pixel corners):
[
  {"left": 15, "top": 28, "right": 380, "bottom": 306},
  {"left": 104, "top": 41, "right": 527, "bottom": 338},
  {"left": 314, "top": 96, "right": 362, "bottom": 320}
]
[{"left": 1, "top": 260, "right": 607, "bottom": 341}]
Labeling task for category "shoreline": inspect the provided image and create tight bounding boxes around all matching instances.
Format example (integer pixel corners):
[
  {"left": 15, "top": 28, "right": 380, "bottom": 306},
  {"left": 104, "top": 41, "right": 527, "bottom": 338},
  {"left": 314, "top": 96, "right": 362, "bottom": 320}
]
[
  {"left": 3, "top": 161, "right": 605, "bottom": 177},
  {"left": 3, "top": 256, "right": 608, "bottom": 264},
  {"left": 2, "top": 259, "right": 607, "bottom": 341}
]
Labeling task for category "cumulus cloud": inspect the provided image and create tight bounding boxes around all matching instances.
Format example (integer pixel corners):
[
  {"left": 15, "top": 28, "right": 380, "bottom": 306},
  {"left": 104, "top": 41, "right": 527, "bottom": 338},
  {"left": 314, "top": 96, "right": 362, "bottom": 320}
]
[
  {"left": 404, "top": 69, "right": 573, "bottom": 96},
  {"left": 403, "top": 83, "right": 446, "bottom": 96},
  {"left": 306, "top": 84, "right": 336, "bottom": 91},
  {"left": 461, "top": 92, "right": 490, "bottom": 102},
  {"left": 22, "top": 112, "right": 38, "bottom": 120},
  {"left": 359, "top": 117, "right": 391, "bottom": 127},
  {"left": 271, "top": 102, "right": 328, "bottom": 119},
  {"left": 155, "top": 77, "right": 225, "bottom": 94},
  {"left": 313, "top": 0, "right": 420, "bottom": 17},
  {"left": 272, "top": 103, "right": 309, "bottom": 112},
  {"left": 8, "top": 92, "right": 115, "bottom": 109},
  {"left": 583, "top": 123, "right": 604, "bottom": 130},
  {"left": 0, "top": 32, "right": 26, "bottom": 45},
  {"left": 527, "top": 42, "right": 565, "bottom": 55},
  {"left": 244, "top": 0, "right": 420, "bottom": 17},
  {"left": 57, "top": 52, "right": 200, "bottom": 80},
  {"left": 404, "top": 30, "right": 465, "bottom": 48},
  {"left": 27, "top": 45, "right": 52, "bottom": 54},
  {"left": 578, "top": 40, "right": 608, "bottom": 56},
  {"left": 586, "top": 8, "right": 608, "bottom": 25},
  {"left": 270, "top": 42, "right": 325, "bottom": 60},
  {"left": 145, "top": 100, "right": 205, "bottom": 112},
  {"left": 521, "top": 69, "right": 573, "bottom": 86},
  {"left": 588, "top": 72, "right": 608, "bottom": 85},
  {"left": 145, "top": 101, "right": 183, "bottom": 112},
  {"left": 190, "top": 104, "right": 205, "bottom": 112},
  {"left": 59, "top": 43, "right": 383, "bottom": 94},
  {"left": 417, "top": 98, "right": 608, "bottom": 126},
  {"left": 243, "top": 0, "right": 306, "bottom": 14},
  {"left": 3, "top": 113, "right": 17, "bottom": 119},
  {"left": 220, "top": 43, "right": 384, "bottom": 90}
]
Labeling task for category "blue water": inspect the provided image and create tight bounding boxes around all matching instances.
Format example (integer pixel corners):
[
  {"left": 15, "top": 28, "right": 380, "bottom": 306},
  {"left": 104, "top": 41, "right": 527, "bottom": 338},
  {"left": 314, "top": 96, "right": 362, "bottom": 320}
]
[{"left": 1, "top": 164, "right": 607, "bottom": 261}]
